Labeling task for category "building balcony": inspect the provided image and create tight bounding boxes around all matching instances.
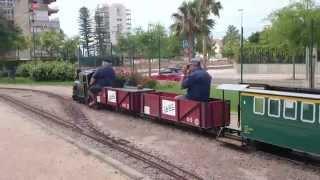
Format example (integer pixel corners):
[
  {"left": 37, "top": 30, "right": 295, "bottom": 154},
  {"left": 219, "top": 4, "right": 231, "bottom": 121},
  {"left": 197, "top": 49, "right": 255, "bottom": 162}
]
[
  {"left": 48, "top": 7, "right": 58, "bottom": 15},
  {"left": 30, "top": 2, "right": 59, "bottom": 15},
  {"left": 32, "top": 19, "right": 60, "bottom": 29}
]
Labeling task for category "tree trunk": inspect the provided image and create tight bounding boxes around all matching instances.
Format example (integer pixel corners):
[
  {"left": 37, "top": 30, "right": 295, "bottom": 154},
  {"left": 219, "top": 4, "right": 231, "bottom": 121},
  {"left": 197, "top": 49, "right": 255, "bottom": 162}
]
[
  {"left": 292, "top": 55, "right": 296, "bottom": 80},
  {"left": 202, "top": 35, "right": 208, "bottom": 70},
  {"left": 132, "top": 57, "right": 135, "bottom": 73},
  {"left": 66, "top": 49, "right": 69, "bottom": 61},
  {"left": 86, "top": 39, "right": 90, "bottom": 57}
]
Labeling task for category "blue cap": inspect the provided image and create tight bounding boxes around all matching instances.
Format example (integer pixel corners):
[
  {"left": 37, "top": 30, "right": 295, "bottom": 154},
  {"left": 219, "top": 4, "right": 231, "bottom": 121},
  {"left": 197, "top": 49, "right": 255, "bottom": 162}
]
[
  {"left": 103, "top": 58, "right": 112, "bottom": 63},
  {"left": 190, "top": 58, "right": 201, "bottom": 66}
]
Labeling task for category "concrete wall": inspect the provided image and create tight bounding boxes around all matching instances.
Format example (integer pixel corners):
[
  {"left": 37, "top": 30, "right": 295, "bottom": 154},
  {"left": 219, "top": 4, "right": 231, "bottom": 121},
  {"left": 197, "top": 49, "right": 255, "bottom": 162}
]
[{"left": 235, "top": 63, "right": 320, "bottom": 75}]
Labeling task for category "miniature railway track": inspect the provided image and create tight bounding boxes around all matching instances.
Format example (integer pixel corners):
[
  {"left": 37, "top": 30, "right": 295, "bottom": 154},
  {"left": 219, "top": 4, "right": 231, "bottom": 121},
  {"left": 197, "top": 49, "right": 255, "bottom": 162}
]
[{"left": 0, "top": 88, "right": 203, "bottom": 180}]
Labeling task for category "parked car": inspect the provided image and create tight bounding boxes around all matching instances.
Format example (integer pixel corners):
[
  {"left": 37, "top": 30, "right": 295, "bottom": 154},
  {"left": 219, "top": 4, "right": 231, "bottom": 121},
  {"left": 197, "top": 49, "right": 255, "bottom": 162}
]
[{"left": 151, "top": 67, "right": 183, "bottom": 82}]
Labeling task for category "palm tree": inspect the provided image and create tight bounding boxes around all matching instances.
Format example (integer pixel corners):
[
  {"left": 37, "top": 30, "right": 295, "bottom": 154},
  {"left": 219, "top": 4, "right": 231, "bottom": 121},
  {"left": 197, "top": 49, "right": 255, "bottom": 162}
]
[
  {"left": 196, "top": 0, "right": 222, "bottom": 68},
  {"left": 171, "top": 1, "right": 199, "bottom": 62}
]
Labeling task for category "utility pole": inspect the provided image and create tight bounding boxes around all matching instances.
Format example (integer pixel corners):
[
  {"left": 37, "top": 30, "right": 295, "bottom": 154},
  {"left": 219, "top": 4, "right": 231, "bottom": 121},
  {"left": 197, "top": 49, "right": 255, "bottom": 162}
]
[
  {"left": 309, "top": 19, "right": 315, "bottom": 88},
  {"left": 31, "top": 11, "right": 36, "bottom": 59},
  {"left": 239, "top": 9, "right": 244, "bottom": 84},
  {"left": 158, "top": 32, "right": 161, "bottom": 74},
  {"left": 292, "top": 17, "right": 296, "bottom": 80},
  {"left": 110, "top": 42, "right": 113, "bottom": 56},
  {"left": 132, "top": 45, "right": 135, "bottom": 73},
  {"left": 77, "top": 46, "right": 81, "bottom": 69}
]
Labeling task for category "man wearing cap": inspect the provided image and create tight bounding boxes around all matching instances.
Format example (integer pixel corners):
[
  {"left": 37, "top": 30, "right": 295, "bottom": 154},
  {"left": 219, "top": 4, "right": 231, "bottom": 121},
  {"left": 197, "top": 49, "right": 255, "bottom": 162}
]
[
  {"left": 88, "top": 59, "right": 116, "bottom": 107},
  {"left": 176, "top": 58, "right": 212, "bottom": 102}
]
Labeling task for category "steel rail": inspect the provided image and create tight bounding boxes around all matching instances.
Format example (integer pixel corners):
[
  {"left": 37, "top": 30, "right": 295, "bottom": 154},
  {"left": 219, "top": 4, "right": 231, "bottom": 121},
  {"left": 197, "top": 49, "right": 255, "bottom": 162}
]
[{"left": 0, "top": 90, "right": 203, "bottom": 180}]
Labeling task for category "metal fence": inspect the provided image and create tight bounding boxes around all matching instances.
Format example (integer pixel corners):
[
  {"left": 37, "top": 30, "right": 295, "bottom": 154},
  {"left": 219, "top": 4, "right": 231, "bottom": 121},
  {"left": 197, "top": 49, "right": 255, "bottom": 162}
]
[
  {"left": 78, "top": 56, "right": 123, "bottom": 68},
  {"left": 239, "top": 20, "right": 320, "bottom": 89}
]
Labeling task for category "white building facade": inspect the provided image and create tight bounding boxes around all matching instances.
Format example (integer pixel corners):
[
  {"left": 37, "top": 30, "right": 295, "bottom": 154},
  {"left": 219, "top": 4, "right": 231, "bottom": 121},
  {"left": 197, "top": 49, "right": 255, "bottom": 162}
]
[
  {"left": 0, "top": 0, "right": 15, "bottom": 21},
  {"left": 32, "top": 3, "right": 60, "bottom": 34},
  {"left": 97, "top": 3, "right": 131, "bottom": 45},
  {"left": 14, "top": 0, "right": 60, "bottom": 59}
]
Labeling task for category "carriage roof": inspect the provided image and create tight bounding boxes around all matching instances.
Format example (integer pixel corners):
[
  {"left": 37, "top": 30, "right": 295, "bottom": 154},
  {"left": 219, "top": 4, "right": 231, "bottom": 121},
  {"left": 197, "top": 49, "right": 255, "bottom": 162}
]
[{"left": 217, "top": 84, "right": 320, "bottom": 100}]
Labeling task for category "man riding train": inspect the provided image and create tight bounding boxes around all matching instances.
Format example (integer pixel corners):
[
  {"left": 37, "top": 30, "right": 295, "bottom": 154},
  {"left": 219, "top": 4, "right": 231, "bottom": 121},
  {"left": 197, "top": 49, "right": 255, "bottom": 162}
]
[
  {"left": 86, "top": 57, "right": 212, "bottom": 106},
  {"left": 175, "top": 58, "right": 212, "bottom": 102},
  {"left": 88, "top": 59, "right": 116, "bottom": 107}
]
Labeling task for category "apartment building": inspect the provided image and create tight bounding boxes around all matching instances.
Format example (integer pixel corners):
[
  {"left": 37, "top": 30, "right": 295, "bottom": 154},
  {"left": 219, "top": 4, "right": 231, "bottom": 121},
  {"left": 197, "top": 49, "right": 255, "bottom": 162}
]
[
  {"left": 14, "top": 0, "right": 60, "bottom": 59},
  {"left": 0, "top": 0, "right": 15, "bottom": 21},
  {"left": 97, "top": 3, "right": 131, "bottom": 45}
]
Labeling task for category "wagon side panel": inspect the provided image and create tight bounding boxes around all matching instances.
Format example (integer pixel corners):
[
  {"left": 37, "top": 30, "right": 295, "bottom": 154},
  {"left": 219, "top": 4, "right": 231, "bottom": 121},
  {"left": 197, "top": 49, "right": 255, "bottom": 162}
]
[
  {"left": 178, "top": 100, "right": 202, "bottom": 127},
  {"left": 142, "top": 93, "right": 161, "bottom": 118}
]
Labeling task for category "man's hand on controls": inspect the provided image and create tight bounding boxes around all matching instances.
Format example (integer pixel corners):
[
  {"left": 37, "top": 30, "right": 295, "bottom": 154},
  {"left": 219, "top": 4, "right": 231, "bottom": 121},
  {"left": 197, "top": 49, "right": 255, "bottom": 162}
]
[{"left": 183, "top": 65, "right": 191, "bottom": 77}]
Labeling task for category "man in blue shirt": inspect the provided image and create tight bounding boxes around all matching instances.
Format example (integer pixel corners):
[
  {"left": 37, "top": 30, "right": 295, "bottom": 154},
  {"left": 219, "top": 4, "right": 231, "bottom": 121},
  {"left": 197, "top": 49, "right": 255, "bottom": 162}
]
[
  {"left": 88, "top": 59, "right": 116, "bottom": 107},
  {"left": 176, "top": 58, "right": 212, "bottom": 102}
]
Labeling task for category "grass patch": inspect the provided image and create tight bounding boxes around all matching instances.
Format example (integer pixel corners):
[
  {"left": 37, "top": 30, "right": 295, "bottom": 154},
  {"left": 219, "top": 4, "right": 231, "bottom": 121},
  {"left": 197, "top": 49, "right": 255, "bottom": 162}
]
[
  {"left": 155, "top": 82, "right": 186, "bottom": 94},
  {"left": 155, "top": 82, "right": 239, "bottom": 112},
  {"left": 0, "top": 77, "right": 74, "bottom": 86}
]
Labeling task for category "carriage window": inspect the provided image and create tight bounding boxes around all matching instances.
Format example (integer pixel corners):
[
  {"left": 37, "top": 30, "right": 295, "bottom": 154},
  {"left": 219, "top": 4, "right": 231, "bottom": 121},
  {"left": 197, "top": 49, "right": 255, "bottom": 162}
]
[
  {"left": 254, "top": 97, "right": 265, "bottom": 115},
  {"left": 283, "top": 100, "right": 297, "bottom": 120},
  {"left": 268, "top": 99, "right": 280, "bottom": 118},
  {"left": 301, "top": 103, "right": 315, "bottom": 123}
]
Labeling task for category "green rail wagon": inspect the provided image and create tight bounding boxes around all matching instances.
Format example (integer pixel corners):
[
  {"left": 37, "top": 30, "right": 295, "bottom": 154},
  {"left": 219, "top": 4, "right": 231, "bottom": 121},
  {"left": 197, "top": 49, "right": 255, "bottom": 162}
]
[{"left": 218, "top": 84, "right": 320, "bottom": 155}]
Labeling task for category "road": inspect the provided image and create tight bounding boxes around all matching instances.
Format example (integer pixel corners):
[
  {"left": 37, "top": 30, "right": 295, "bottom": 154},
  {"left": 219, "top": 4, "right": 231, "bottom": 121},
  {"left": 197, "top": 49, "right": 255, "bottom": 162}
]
[{"left": 208, "top": 68, "right": 314, "bottom": 88}]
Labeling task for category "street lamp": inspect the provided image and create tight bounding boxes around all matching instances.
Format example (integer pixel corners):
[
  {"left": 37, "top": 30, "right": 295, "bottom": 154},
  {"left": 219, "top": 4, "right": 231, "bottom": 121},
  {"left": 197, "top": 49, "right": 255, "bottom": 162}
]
[
  {"left": 238, "top": 9, "right": 244, "bottom": 84},
  {"left": 158, "top": 32, "right": 161, "bottom": 74}
]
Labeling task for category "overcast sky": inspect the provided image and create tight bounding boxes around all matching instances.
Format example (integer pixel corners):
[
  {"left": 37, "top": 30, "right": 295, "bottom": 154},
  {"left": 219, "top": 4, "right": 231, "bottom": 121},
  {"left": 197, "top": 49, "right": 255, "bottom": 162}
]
[{"left": 52, "top": 0, "right": 292, "bottom": 39}]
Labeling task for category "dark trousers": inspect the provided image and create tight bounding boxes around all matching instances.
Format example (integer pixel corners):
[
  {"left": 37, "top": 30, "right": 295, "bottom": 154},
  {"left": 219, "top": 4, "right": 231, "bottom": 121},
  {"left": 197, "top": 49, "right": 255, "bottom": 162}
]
[{"left": 88, "top": 84, "right": 102, "bottom": 106}]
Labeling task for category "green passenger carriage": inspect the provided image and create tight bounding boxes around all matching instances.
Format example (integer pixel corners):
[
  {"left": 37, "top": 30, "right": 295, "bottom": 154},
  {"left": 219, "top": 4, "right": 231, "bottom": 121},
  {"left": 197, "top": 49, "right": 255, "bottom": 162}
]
[
  {"left": 240, "top": 87, "right": 320, "bottom": 155},
  {"left": 218, "top": 84, "right": 320, "bottom": 155}
]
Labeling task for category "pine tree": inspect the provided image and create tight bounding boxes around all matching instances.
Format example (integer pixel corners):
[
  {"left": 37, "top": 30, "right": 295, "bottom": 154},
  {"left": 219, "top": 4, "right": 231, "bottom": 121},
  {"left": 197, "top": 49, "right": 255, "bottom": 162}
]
[{"left": 79, "top": 7, "right": 93, "bottom": 57}]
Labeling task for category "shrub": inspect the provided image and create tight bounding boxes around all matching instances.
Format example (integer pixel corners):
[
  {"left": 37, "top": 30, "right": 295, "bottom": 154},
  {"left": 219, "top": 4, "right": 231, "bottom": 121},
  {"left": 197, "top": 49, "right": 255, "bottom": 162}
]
[
  {"left": 16, "top": 62, "right": 36, "bottom": 77},
  {"left": 141, "top": 77, "right": 158, "bottom": 89},
  {"left": 113, "top": 74, "right": 126, "bottom": 88},
  {"left": 0, "top": 71, "right": 8, "bottom": 78},
  {"left": 125, "top": 73, "right": 143, "bottom": 87},
  {"left": 50, "top": 62, "right": 75, "bottom": 81},
  {"left": 16, "top": 61, "right": 75, "bottom": 81},
  {"left": 112, "top": 72, "right": 158, "bottom": 89}
]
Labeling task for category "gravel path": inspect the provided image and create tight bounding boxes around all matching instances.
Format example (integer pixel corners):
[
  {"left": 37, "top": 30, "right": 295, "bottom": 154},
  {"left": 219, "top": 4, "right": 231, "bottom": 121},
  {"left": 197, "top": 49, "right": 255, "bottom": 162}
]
[
  {"left": 0, "top": 100, "right": 128, "bottom": 180},
  {"left": 1, "top": 85, "right": 320, "bottom": 180},
  {"left": 83, "top": 107, "right": 320, "bottom": 180}
]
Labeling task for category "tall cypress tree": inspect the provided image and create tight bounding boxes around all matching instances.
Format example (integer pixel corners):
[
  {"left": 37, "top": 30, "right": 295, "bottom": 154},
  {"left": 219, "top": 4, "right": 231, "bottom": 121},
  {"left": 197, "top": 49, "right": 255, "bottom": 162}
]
[{"left": 79, "top": 7, "right": 93, "bottom": 57}]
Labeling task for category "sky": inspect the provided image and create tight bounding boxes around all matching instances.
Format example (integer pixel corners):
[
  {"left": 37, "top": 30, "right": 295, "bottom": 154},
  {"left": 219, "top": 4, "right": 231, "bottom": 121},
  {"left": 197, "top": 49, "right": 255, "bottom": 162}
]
[{"left": 52, "top": 0, "right": 291, "bottom": 39}]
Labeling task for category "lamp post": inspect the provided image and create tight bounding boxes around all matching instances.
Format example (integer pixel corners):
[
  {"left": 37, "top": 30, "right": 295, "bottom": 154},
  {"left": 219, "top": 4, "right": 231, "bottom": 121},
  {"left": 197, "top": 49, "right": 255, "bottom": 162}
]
[
  {"left": 110, "top": 42, "right": 113, "bottom": 56},
  {"left": 238, "top": 9, "right": 244, "bottom": 84},
  {"left": 158, "top": 32, "right": 161, "bottom": 74},
  {"left": 309, "top": 19, "right": 315, "bottom": 88},
  {"left": 31, "top": 10, "right": 36, "bottom": 59}
]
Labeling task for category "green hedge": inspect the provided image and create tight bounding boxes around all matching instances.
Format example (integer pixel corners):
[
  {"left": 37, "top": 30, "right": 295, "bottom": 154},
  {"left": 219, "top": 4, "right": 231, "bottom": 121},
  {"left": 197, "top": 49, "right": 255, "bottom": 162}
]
[
  {"left": 242, "top": 45, "right": 305, "bottom": 64},
  {"left": 16, "top": 61, "right": 75, "bottom": 81}
]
